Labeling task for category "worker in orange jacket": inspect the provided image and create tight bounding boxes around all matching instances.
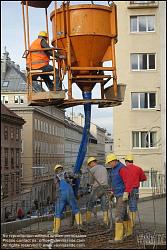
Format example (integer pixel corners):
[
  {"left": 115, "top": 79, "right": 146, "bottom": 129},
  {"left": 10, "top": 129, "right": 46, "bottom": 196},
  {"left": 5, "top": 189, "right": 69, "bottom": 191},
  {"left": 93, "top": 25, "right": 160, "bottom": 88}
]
[
  {"left": 26, "top": 31, "right": 64, "bottom": 91},
  {"left": 124, "top": 154, "right": 147, "bottom": 233}
]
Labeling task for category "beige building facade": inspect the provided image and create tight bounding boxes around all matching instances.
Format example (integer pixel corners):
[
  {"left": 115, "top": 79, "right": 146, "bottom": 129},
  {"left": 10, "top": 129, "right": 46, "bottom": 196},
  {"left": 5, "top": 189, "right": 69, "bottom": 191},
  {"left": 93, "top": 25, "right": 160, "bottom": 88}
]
[
  {"left": 113, "top": 1, "right": 166, "bottom": 196},
  {"left": 1, "top": 104, "right": 25, "bottom": 222},
  {"left": 11, "top": 106, "right": 65, "bottom": 208},
  {"left": 70, "top": 113, "right": 106, "bottom": 164},
  {"left": 64, "top": 118, "right": 82, "bottom": 171}
]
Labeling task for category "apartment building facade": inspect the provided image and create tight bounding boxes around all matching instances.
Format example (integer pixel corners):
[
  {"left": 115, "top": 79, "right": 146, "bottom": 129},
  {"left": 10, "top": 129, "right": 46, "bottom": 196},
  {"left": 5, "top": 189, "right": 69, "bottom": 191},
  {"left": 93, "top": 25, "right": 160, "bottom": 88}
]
[
  {"left": 13, "top": 106, "right": 65, "bottom": 209},
  {"left": 64, "top": 118, "right": 82, "bottom": 171},
  {"left": 114, "top": 1, "right": 166, "bottom": 196},
  {"left": 1, "top": 104, "right": 25, "bottom": 222},
  {"left": 105, "top": 132, "right": 114, "bottom": 155},
  {"left": 1, "top": 50, "right": 65, "bottom": 212},
  {"left": 70, "top": 113, "right": 106, "bottom": 164}
]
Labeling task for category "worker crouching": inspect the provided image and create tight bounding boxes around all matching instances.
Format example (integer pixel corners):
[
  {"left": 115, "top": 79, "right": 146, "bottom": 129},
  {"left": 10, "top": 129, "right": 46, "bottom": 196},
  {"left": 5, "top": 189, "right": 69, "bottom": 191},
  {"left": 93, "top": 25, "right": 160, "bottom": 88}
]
[
  {"left": 53, "top": 164, "right": 83, "bottom": 234},
  {"left": 106, "top": 153, "right": 131, "bottom": 243},
  {"left": 86, "top": 157, "right": 109, "bottom": 228}
]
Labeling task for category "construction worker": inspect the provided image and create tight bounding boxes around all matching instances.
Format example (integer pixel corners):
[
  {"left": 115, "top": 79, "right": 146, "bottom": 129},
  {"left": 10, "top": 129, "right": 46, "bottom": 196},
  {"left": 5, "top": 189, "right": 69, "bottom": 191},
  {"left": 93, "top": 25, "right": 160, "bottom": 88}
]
[
  {"left": 86, "top": 157, "right": 109, "bottom": 227},
  {"left": 105, "top": 153, "right": 131, "bottom": 243},
  {"left": 53, "top": 164, "right": 83, "bottom": 234},
  {"left": 124, "top": 154, "right": 147, "bottom": 228},
  {"left": 26, "top": 31, "right": 64, "bottom": 91}
]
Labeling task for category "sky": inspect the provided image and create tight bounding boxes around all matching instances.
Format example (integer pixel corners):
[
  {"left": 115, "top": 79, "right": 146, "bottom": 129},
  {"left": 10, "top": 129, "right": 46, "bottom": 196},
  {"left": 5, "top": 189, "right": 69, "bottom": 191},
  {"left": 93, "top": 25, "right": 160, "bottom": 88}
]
[{"left": 1, "top": 1, "right": 113, "bottom": 135}]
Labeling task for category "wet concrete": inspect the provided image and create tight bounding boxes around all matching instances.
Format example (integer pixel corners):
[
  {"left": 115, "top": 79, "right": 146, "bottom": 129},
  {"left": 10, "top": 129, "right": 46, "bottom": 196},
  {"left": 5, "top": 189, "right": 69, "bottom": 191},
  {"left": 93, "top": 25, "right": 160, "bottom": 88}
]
[{"left": 13, "top": 197, "right": 166, "bottom": 234}]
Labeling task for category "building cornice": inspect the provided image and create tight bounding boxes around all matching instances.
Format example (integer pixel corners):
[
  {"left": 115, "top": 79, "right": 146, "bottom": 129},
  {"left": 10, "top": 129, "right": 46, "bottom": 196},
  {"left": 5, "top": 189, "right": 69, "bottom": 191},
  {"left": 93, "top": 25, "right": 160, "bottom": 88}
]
[{"left": 10, "top": 106, "right": 65, "bottom": 124}]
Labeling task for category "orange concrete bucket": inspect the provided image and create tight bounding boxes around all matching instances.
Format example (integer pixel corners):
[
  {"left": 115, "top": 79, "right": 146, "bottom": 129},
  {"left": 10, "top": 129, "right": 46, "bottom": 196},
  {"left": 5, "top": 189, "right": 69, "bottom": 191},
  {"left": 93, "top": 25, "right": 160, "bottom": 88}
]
[{"left": 50, "top": 4, "right": 117, "bottom": 73}]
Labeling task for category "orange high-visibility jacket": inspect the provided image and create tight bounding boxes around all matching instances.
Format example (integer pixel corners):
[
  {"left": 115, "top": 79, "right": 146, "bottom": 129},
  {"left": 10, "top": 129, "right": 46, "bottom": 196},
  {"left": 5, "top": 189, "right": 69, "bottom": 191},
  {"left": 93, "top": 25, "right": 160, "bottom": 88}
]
[{"left": 26, "top": 38, "right": 50, "bottom": 69}]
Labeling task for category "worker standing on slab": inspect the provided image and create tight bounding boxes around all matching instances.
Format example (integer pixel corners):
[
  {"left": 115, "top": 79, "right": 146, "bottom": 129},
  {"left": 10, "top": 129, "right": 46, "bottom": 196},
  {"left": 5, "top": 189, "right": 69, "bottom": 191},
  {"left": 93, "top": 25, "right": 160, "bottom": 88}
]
[
  {"left": 26, "top": 31, "right": 64, "bottom": 91},
  {"left": 86, "top": 157, "right": 109, "bottom": 227},
  {"left": 105, "top": 153, "right": 131, "bottom": 243},
  {"left": 53, "top": 164, "right": 83, "bottom": 234},
  {"left": 124, "top": 154, "right": 147, "bottom": 228}
]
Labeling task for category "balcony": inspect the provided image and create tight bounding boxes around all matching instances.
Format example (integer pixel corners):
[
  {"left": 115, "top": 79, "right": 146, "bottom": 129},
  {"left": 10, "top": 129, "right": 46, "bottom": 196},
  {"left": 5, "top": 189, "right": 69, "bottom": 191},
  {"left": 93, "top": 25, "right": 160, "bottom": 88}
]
[{"left": 127, "top": 1, "right": 159, "bottom": 9}]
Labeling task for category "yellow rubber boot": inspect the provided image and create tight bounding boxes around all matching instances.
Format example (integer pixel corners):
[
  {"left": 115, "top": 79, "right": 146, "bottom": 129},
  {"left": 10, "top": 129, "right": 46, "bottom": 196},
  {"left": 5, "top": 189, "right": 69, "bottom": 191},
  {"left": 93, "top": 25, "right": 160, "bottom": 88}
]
[
  {"left": 109, "top": 223, "right": 124, "bottom": 243},
  {"left": 114, "top": 223, "right": 124, "bottom": 241},
  {"left": 53, "top": 217, "right": 61, "bottom": 234},
  {"left": 123, "top": 220, "right": 133, "bottom": 237},
  {"left": 103, "top": 211, "right": 109, "bottom": 226},
  {"left": 86, "top": 211, "right": 92, "bottom": 223},
  {"left": 75, "top": 212, "right": 82, "bottom": 226},
  {"left": 129, "top": 211, "right": 136, "bottom": 227}
]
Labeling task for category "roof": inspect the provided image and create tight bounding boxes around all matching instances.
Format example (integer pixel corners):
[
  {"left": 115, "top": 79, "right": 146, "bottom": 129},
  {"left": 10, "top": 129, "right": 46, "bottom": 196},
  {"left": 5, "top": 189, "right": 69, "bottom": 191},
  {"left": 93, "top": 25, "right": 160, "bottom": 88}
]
[
  {"left": 1, "top": 51, "right": 43, "bottom": 92},
  {"left": 1, "top": 103, "right": 25, "bottom": 125},
  {"left": 65, "top": 117, "right": 83, "bottom": 133},
  {"left": 65, "top": 117, "right": 97, "bottom": 143}
]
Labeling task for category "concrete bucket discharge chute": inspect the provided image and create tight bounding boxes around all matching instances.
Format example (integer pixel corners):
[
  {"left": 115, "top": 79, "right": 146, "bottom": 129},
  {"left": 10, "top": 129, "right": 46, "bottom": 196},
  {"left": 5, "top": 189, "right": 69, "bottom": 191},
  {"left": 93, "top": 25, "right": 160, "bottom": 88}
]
[{"left": 21, "top": 1, "right": 126, "bottom": 195}]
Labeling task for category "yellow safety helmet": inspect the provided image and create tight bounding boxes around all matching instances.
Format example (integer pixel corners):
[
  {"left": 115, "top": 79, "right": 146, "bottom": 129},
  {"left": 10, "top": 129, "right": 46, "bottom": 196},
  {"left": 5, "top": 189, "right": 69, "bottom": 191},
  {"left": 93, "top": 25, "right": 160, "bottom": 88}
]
[
  {"left": 87, "top": 157, "right": 97, "bottom": 165},
  {"left": 125, "top": 154, "right": 134, "bottom": 161},
  {"left": 105, "top": 153, "right": 117, "bottom": 164},
  {"left": 54, "top": 164, "right": 63, "bottom": 171},
  {"left": 38, "top": 31, "right": 48, "bottom": 37}
]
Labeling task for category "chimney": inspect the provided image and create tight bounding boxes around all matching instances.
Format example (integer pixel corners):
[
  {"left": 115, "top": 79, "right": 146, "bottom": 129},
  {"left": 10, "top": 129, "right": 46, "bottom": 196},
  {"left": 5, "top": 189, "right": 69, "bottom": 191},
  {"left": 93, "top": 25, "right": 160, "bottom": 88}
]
[
  {"left": 2, "top": 46, "right": 9, "bottom": 80},
  {"left": 21, "top": 69, "right": 26, "bottom": 74},
  {"left": 10, "top": 61, "right": 15, "bottom": 66},
  {"left": 16, "top": 64, "right": 20, "bottom": 71}
]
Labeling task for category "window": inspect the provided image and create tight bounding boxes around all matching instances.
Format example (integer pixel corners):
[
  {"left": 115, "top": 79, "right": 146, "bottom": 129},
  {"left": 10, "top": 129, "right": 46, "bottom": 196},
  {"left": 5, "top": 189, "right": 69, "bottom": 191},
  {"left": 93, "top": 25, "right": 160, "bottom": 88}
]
[
  {"left": 21, "top": 140, "right": 24, "bottom": 153},
  {"left": 37, "top": 119, "right": 40, "bottom": 131},
  {"left": 14, "top": 96, "right": 24, "bottom": 104},
  {"left": 1, "top": 95, "right": 9, "bottom": 104},
  {"left": 16, "top": 149, "right": 19, "bottom": 167},
  {"left": 11, "top": 148, "right": 14, "bottom": 168},
  {"left": 2, "top": 81, "right": 9, "bottom": 87},
  {"left": 46, "top": 123, "right": 48, "bottom": 133},
  {"left": 4, "top": 175, "right": 9, "bottom": 197},
  {"left": 34, "top": 119, "right": 37, "bottom": 130},
  {"left": 131, "top": 53, "right": 155, "bottom": 70},
  {"left": 11, "top": 174, "right": 15, "bottom": 193},
  {"left": 20, "top": 96, "right": 24, "bottom": 104},
  {"left": 10, "top": 128, "right": 14, "bottom": 140},
  {"left": 141, "top": 170, "right": 157, "bottom": 188},
  {"left": 16, "top": 128, "right": 19, "bottom": 141},
  {"left": 41, "top": 121, "right": 43, "bottom": 132},
  {"left": 132, "top": 131, "right": 157, "bottom": 148},
  {"left": 14, "top": 96, "right": 19, "bottom": 104},
  {"left": 4, "top": 148, "right": 8, "bottom": 167},
  {"left": 16, "top": 172, "right": 20, "bottom": 193},
  {"left": 141, "top": 171, "right": 150, "bottom": 187},
  {"left": 131, "top": 92, "right": 156, "bottom": 109},
  {"left": 130, "top": 15, "right": 155, "bottom": 32},
  {"left": 4, "top": 127, "right": 8, "bottom": 140}
]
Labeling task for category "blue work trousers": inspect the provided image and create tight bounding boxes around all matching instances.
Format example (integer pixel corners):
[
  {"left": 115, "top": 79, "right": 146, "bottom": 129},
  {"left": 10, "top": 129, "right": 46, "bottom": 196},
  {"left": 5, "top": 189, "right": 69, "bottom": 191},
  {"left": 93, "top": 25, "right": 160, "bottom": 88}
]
[
  {"left": 55, "top": 189, "right": 79, "bottom": 218},
  {"left": 128, "top": 188, "right": 139, "bottom": 212},
  {"left": 33, "top": 64, "right": 60, "bottom": 91}
]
